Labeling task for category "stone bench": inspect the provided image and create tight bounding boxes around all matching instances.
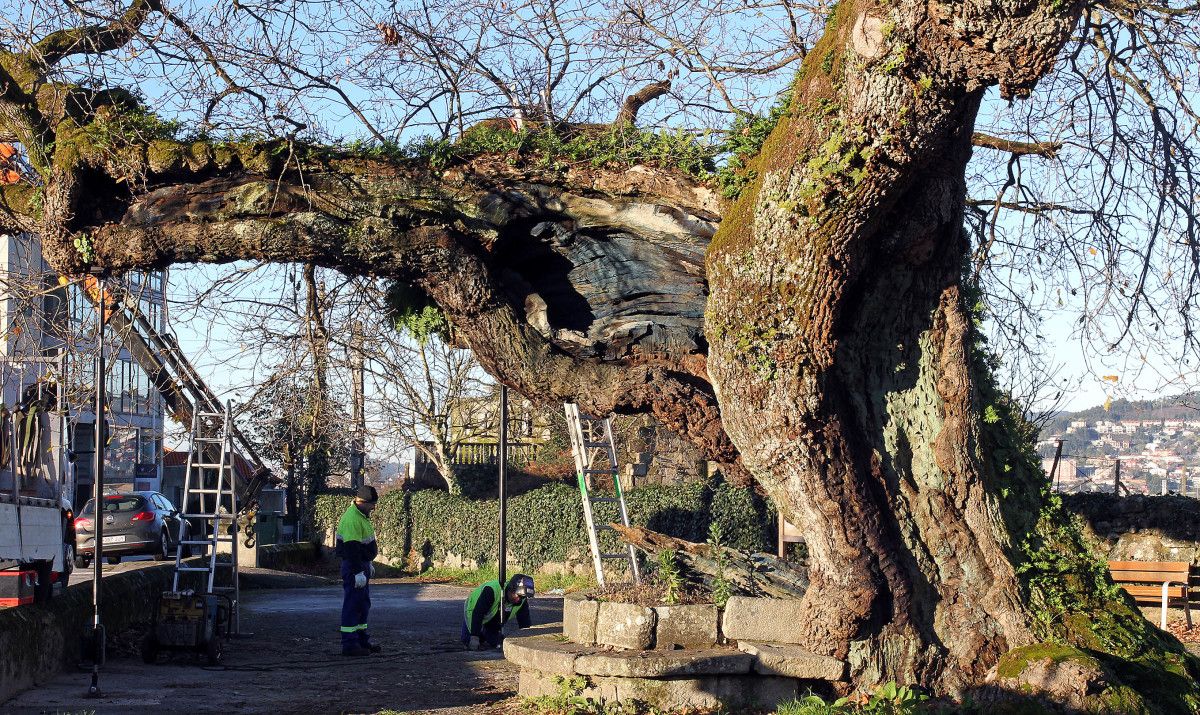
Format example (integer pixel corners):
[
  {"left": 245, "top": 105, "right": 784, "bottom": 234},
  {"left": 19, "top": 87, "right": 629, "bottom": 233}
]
[
  {"left": 564, "top": 595, "right": 719, "bottom": 650},
  {"left": 505, "top": 635, "right": 808, "bottom": 710}
]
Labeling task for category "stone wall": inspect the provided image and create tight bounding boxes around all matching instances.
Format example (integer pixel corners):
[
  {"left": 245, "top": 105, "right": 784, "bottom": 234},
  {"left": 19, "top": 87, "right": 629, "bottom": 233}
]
[
  {"left": 0, "top": 564, "right": 184, "bottom": 703},
  {"left": 619, "top": 416, "right": 708, "bottom": 487},
  {"left": 1063, "top": 493, "right": 1200, "bottom": 564}
]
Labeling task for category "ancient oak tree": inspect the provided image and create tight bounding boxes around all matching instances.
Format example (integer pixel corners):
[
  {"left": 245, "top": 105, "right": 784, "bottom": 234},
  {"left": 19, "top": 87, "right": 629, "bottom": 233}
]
[{"left": 1, "top": 0, "right": 1199, "bottom": 704}]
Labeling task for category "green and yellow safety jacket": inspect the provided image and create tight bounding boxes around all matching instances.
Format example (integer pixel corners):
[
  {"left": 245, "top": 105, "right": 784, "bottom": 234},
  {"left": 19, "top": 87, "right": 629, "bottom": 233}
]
[
  {"left": 335, "top": 503, "right": 377, "bottom": 576},
  {"left": 464, "top": 577, "right": 530, "bottom": 635}
]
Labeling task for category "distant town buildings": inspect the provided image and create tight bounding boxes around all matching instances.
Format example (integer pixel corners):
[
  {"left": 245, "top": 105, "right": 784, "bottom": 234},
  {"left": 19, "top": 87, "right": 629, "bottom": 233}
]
[{"left": 1042, "top": 412, "right": 1200, "bottom": 496}]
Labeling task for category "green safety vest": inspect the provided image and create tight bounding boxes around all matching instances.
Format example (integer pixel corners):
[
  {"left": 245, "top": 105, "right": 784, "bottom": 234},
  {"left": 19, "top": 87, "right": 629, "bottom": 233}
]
[
  {"left": 336, "top": 503, "right": 376, "bottom": 544},
  {"left": 466, "top": 580, "right": 503, "bottom": 625},
  {"left": 465, "top": 579, "right": 527, "bottom": 627}
]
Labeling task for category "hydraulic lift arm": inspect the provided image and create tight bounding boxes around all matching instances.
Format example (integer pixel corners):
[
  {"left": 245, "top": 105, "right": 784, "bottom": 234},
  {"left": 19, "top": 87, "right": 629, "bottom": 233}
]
[{"left": 73, "top": 275, "right": 278, "bottom": 513}]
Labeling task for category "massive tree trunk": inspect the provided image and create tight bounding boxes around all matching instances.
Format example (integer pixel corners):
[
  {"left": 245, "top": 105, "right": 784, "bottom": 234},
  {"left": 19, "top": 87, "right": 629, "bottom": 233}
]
[
  {"left": 1, "top": 0, "right": 1199, "bottom": 701},
  {"left": 709, "top": 87, "right": 1029, "bottom": 687},
  {"left": 704, "top": 0, "right": 1194, "bottom": 696}
]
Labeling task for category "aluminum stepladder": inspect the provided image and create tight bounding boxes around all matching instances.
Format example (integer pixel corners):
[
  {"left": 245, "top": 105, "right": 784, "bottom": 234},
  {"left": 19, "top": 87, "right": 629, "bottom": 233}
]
[
  {"left": 171, "top": 400, "right": 240, "bottom": 634},
  {"left": 564, "top": 403, "right": 640, "bottom": 586}
]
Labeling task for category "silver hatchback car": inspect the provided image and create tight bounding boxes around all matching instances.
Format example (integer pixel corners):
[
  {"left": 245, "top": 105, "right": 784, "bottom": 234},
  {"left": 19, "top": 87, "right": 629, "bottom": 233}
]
[{"left": 74, "top": 491, "right": 191, "bottom": 567}]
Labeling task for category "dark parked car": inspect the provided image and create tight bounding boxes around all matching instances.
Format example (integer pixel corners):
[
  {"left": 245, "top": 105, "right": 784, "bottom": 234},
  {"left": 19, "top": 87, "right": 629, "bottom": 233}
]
[{"left": 74, "top": 492, "right": 191, "bottom": 567}]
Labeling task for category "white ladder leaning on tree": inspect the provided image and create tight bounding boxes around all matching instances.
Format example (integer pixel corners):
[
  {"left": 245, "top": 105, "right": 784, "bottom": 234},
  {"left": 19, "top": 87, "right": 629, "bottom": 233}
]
[
  {"left": 171, "top": 401, "right": 241, "bottom": 634},
  {"left": 564, "top": 403, "right": 640, "bottom": 587}
]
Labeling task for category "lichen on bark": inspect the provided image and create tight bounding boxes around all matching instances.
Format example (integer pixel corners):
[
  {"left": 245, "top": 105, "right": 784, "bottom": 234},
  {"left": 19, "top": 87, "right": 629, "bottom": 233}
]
[{"left": 703, "top": 0, "right": 1200, "bottom": 700}]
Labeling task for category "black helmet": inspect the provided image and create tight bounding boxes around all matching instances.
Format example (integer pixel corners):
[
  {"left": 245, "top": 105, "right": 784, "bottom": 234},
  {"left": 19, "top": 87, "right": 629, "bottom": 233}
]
[
  {"left": 506, "top": 574, "right": 535, "bottom": 599},
  {"left": 356, "top": 485, "right": 378, "bottom": 503}
]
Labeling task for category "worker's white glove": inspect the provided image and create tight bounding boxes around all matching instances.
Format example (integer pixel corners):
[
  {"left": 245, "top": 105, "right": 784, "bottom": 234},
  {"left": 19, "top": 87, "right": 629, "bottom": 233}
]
[
  {"left": 368, "top": 563, "right": 375, "bottom": 578},
  {"left": 354, "top": 571, "right": 367, "bottom": 589}
]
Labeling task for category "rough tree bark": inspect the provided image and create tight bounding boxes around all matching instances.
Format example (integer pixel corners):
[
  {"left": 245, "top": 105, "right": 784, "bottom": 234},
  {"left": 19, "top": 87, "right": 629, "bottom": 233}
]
[
  {"left": 1, "top": 0, "right": 1199, "bottom": 702},
  {"left": 703, "top": 0, "right": 1063, "bottom": 689},
  {"left": 704, "top": 0, "right": 1196, "bottom": 699}
]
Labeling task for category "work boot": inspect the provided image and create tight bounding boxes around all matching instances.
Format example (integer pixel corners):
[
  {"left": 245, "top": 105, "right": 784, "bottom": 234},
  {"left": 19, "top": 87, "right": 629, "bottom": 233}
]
[{"left": 342, "top": 645, "right": 371, "bottom": 657}]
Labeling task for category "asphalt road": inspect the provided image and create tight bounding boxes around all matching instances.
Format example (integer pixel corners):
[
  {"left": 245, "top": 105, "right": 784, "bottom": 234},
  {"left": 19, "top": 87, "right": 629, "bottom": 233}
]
[{"left": 4, "top": 580, "right": 563, "bottom": 714}]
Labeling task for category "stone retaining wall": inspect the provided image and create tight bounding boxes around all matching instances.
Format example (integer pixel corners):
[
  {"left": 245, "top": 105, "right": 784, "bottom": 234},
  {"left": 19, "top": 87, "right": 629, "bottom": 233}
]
[
  {"left": 1065, "top": 493, "right": 1200, "bottom": 564},
  {"left": 0, "top": 564, "right": 181, "bottom": 703},
  {"left": 255, "top": 541, "right": 319, "bottom": 571}
]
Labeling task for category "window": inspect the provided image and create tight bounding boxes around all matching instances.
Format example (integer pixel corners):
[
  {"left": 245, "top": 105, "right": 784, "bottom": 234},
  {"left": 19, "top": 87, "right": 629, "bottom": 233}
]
[
  {"left": 82, "top": 494, "right": 145, "bottom": 514},
  {"left": 138, "top": 431, "right": 159, "bottom": 464}
]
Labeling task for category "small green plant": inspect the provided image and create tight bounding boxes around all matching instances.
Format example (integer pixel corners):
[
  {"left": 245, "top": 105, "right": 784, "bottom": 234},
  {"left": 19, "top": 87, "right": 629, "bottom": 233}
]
[
  {"left": 716, "top": 88, "right": 793, "bottom": 199},
  {"left": 707, "top": 522, "right": 732, "bottom": 608},
  {"left": 72, "top": 232, "right": 94, "bottom": 263},
  {"left": 523, "top": 675, "right": 601, "bottom": 714},
  {"left": 386, "top": 123, "right": 718, "bottom": 179},
  {"left": 522, "top": 675, "right": 653, "bottom": 714},
  {"left": 657, "top": 549, "right": 682, "bottom": 605},
  {"left": 821, "top": 49, "right": 836, "bottom": 75},
  {"left": 775, "top": 682, "right": 928, "bottom": 714},
  {"left": 384, "top": 280, "right": 450, "bottom": 345}
]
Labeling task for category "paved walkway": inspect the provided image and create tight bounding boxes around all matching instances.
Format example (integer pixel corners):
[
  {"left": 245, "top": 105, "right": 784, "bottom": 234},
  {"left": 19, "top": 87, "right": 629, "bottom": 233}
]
[{"left": 3, "top": 581, "right": 562, "bottom": 714}]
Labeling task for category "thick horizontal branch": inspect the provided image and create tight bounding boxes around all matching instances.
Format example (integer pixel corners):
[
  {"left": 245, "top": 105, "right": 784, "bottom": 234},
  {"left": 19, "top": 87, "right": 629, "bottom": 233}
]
[
  {"left": 971, "top": 132, "right": 1061, "bottom": 158},
  {"left": 40, "top": 145, "right": 745, "bottom": 479},
  {"left": 34, "top": 0, "right": 159, "bottom": 68}
]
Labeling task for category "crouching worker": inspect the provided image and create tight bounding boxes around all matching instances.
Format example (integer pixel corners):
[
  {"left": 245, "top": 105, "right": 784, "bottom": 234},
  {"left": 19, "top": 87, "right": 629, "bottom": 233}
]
[
  {"left": 461, "top": 574, "right": 535, "bottom": 649},
  {"left": 337, "top": 485, "right": 379, "bottom": 656}
]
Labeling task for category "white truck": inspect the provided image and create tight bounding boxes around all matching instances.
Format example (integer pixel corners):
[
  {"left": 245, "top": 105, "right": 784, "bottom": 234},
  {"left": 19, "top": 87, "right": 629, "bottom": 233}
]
[{"left": 0, "top": 373, "right": 75, "bottom": 606}]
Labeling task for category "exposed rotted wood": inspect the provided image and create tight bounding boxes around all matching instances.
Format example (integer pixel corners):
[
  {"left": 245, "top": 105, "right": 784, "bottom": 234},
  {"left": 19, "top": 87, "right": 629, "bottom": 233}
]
[
  {"left": 612, "top": 524, "right": 809, "bottom": 598},
  {"left": 27, "top": 155, "right": 743, "bottom": 479}
]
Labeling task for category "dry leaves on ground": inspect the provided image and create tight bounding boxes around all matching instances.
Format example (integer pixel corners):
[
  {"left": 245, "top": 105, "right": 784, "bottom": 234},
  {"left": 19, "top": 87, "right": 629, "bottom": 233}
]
[{"left": 1167, "top": 622, "right": 1200, "bottom": 642}]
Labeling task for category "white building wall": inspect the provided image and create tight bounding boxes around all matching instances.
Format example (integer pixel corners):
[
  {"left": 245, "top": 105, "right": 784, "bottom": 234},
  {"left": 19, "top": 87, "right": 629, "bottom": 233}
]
[{"left": 0, "top": 233, "right": 168, "bottom": 507}]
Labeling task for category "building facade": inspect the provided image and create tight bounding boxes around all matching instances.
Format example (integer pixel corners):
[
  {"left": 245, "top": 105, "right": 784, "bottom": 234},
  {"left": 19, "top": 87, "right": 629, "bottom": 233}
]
[{"left": 0, "top": 233, "right": 168, "bottom": 509}]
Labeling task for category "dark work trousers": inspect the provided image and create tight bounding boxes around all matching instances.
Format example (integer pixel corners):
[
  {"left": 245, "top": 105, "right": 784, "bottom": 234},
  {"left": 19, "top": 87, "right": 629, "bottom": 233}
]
[
  {"left": 340, "top": 567, "right": 371, "bottom": 651},
  {"left": 460, "top": 618, "right": 504, "bottom": 648}
]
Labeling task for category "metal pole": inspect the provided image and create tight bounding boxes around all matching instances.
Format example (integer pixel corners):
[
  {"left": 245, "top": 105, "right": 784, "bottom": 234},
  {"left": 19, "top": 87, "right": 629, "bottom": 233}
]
[
  {"left": 498, "top": 386, "right": 508, "bottom": 591},
  {"left": 1114, "top": 457, "right": 1121, "bottom": 495},
  {"left": 87, "top": 277, "right": 105, "bottom": 698},
  {"left": 349, "top": 322, "right": 365, "bottom": 490},
  {"left": 1050, "top": 439, "right": 1063, "bottom": 493}
]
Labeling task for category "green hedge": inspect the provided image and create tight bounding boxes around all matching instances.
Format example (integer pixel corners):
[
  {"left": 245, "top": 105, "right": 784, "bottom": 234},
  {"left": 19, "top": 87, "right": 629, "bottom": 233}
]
[{"left": 313, "top": 479, "right": 776, "bottom": 573}]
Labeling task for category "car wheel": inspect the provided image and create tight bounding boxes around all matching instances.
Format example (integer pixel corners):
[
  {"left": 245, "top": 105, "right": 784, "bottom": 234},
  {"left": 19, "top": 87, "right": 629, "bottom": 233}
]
[
  {"left": 153, "top": 530, "right": 170, "bottom": 561},
  {"left": 75, "top": 554, "right": 91, "bottom": 569},
  {"left": 107, "top": 556, "right": 121, "bottom": 565},
  {"left": 33, "top": 560, "right": 53, "bottom": 604}
]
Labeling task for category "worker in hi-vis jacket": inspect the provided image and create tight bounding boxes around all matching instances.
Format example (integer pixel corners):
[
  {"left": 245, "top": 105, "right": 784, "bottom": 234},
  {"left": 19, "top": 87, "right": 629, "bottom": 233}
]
[
  {"left": 336, "top": 485, "right": 379, "bottom": 656},
  {"left": 461, "top": 574, "right": 535, "bottom": 649}
]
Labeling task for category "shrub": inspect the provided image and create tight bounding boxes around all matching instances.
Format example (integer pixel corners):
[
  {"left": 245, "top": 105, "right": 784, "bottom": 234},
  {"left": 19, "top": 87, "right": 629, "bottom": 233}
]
[{"left": 312, "top": 478, "right": 777, "bottom": 574}]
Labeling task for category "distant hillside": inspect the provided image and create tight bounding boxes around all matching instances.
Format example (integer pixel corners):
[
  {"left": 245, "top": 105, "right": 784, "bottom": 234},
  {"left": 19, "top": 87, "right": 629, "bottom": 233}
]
[{"left": 1042, "top": 391, "right": 1200, "bottom": 435}]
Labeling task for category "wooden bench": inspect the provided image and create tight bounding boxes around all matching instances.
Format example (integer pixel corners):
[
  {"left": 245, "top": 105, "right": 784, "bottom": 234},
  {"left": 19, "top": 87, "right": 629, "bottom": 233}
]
[{"left": 1108, "top": 560, "right": 1193, "bottom": 629}]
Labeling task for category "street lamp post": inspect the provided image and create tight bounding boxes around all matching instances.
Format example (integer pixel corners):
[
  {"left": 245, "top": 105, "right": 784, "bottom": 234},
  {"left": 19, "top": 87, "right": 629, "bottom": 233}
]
[{"left": 498, "top": 386, "right": 508, "bottom": 589}]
